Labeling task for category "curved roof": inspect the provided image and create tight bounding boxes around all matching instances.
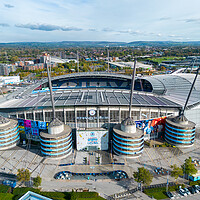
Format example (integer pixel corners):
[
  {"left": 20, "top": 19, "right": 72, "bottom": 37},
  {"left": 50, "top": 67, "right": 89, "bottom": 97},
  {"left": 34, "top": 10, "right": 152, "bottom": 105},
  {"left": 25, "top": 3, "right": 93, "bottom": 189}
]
[
  {"left": 0, "top": 72, "right": 200, "bottom": 111},
  {"left": 141, "top": 73, "right": 200, "bottom": 108}
]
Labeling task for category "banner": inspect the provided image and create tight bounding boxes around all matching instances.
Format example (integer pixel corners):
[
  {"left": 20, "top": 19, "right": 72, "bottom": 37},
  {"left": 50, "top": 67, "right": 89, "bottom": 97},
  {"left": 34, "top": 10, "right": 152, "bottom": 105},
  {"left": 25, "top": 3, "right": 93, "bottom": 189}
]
[
  {"left": 135, "top": 116, "right": 166, "bottom": 136},
  {"left": 18, "top": 119, "right": 48, "bottom": 137}
]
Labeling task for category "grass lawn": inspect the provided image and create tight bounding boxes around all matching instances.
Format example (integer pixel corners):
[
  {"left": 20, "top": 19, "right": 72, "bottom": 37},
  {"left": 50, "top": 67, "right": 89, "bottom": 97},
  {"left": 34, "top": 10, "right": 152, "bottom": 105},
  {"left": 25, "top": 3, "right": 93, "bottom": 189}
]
[
  {"left": 144, "top": 186, "right": 177, "bottom": 200},
  {"left": 148, "top": 56, "right": 184, "bottom": 64}
]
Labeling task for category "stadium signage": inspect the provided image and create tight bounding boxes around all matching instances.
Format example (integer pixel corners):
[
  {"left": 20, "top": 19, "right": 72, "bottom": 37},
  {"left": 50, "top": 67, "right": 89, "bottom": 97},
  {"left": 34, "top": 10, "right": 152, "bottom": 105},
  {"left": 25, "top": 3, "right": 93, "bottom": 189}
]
[
  {"left": 89, "top": 109, "right": 96, "bottom": 116},
  {"left": 76, "top": 116, "right": 108, "bottom": 120}
]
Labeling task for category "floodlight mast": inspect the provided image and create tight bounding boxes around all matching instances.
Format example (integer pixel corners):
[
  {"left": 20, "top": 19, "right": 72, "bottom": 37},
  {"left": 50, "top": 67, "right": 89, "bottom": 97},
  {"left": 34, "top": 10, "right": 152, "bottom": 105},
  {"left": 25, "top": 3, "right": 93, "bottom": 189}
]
[
  {"left": 129, "top": 58, "right": 137, "bottom": 118},
  {"left": 181, "top": 66, "right": 200, "bottom": 116},
  {"left": 46, "top": 57, "right": 56, "bottom": 120}
]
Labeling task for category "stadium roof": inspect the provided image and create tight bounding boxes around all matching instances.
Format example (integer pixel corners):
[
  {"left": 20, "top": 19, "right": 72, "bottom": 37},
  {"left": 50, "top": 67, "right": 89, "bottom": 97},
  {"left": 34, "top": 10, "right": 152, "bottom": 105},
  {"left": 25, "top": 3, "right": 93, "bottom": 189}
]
[
  {"left": 0, "top": 72, "right": 199, "bottom": 111},
  {"left": 0, "top": 89, "right": 181, "bottom": 110}
]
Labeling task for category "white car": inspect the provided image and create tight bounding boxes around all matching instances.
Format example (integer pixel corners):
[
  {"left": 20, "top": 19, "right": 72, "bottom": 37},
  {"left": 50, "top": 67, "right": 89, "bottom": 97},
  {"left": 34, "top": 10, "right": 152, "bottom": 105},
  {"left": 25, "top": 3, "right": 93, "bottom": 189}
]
[{"left": 179, "top": 188, "right": 187, "bottom": 196}]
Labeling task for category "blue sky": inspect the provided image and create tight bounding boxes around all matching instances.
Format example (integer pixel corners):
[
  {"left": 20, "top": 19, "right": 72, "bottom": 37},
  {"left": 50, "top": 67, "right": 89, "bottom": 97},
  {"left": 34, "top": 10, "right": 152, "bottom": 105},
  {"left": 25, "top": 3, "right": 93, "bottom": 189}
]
[{"left": 0, "top": 0, "right": 200, "bottom": 42}]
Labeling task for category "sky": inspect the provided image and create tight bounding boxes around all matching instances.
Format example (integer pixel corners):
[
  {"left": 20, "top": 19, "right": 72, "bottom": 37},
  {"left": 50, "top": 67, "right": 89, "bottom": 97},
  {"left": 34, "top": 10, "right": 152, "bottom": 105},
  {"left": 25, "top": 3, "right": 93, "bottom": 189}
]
[{"left": 0, "top": 0, "right": 200, "bottom": 42}]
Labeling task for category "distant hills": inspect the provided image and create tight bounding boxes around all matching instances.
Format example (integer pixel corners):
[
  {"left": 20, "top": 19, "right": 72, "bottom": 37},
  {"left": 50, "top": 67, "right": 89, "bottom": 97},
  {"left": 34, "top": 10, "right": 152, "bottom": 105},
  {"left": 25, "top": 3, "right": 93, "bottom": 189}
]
[{"left": 1, "top": 41, "right": 200, "bottom": 48}]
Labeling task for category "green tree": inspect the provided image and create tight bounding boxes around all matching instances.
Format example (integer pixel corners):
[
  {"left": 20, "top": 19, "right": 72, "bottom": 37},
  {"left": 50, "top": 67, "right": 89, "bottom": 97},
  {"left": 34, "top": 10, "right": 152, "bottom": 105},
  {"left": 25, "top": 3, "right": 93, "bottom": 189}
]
[
  {"left": 17, "top": 168, "right": 31, "bottom": 182},
  {"left": 181, "top": 157, "right": 197, "bottom": 177},
  {"left": 33, "top": 176, "right": 42, "bottom": 187},
  {"left": 11, "top": 56, "right": 19, "bottom": 62},
  {"left": 170, "top": 164, "right": 183, "bottom": 182},
  {"left": 133, "top": 167, "right": 153, "bottom": 186}
]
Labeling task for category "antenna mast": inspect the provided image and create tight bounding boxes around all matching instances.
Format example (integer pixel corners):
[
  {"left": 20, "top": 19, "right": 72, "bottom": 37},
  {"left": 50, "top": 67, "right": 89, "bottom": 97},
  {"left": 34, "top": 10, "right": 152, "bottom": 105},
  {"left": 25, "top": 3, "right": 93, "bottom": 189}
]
[
  {"left": 46, "top": 56, "right": 56, "bottom": 120},
  {"left": 182, "top": 66, "right": 200, "bottom": 115},
  {"left": 129, "top": 58, "right": 137, "bottom": 118}
]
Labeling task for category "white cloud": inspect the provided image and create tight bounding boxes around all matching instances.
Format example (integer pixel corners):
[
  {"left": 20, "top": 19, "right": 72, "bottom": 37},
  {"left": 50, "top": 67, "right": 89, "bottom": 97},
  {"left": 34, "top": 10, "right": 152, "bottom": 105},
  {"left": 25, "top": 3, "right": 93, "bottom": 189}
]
[{"left": 1, "top": 0, "right": 200, "bottom": 42}]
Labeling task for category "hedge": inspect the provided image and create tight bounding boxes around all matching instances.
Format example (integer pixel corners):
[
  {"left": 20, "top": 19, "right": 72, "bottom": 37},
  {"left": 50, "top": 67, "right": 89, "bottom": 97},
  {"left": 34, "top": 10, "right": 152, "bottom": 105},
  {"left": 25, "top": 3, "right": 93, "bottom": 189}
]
[
  {"left": 13, "top": 187, "right": 40, "bottom": 197},
  {"left": 40, "top": 192, "right": 70, "bottom": 200},
  {"left": 0, "top": 193, "right": 13, "bottom": 200},
  {"left": 0, "top": 184, "right": 11, "bottom": 193}
]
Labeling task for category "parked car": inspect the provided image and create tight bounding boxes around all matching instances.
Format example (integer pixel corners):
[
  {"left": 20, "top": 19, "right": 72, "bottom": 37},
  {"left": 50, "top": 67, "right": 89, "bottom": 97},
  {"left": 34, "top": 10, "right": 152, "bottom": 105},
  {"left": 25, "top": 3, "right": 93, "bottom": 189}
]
[
  {"left": 179, "top": 188, "right": 187, "bottom": 196},
  {"left": 183, "top": 188, "right": 191, "bottom": 195},
  {"left": 188, "top": 187, "right": 195, "bottom": 194},
  {"left": 166, "top": 191, "right": 175, "bottom": 199},
  {"left": 193, "top": 185, "right": 200, "bottom": 192}
]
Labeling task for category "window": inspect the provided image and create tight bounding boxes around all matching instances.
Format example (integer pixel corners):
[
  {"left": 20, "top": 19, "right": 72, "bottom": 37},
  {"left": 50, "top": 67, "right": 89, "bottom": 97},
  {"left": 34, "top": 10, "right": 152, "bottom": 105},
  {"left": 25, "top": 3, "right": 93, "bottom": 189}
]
[
  {"left": 35, "top": 112, "right": 44, "bottom": 121},
  {"left": 99, "top": 110, "right": 108, "bottom": 123},
  {"left": 56, "top": 111, "right": 64, "bottom": 122},
  {"left": 18, "top": 113, "right": 25, "bottom": 119},
  {"left": 110, "top": 110, "right": 119, "bottom": 122},
  {"left": 121, "top": 111, "right": 129, "bottom": 121},
  {"left": 26, "top": 112, "right": 34, "bottom": 120},
  {"left": 66, "top": 111, "right": 75, "bottom": 122},
  {"left": 151, "top": 112, "right": 158, "bottom": 119},
  {"left": 77, "top": 111, "right": 86, "bottom": 123},
  {"left": 45, "top": 111, "right": 53, "bottom": 122}
]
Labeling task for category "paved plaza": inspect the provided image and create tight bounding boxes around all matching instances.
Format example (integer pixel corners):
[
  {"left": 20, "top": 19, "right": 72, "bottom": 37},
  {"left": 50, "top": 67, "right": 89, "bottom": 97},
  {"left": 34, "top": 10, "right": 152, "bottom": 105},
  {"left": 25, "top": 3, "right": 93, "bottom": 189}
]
[{"left": 0, "top": 135, "right": 200, "bottom": 198}]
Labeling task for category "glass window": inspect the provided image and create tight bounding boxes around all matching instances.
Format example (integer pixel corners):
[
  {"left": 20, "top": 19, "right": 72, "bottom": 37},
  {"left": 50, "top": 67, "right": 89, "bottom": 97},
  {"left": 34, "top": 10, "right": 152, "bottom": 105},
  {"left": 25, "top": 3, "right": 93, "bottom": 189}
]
[
  {"left": 99, "top": 110, "right": 108, "bottom": 123},
  {"left": 18, "top": 113, "right": 25, "bottom": 119},
  {"left": 121, "top": 111, "right": 129, "bottom": 121},
  {"left": 35, "top": 112, "right": 44, "bottom": 121},
  {"left": 66, "top": 111, "right": 75, "bottom": 122},
  {"left": 110, "top": 110, "right": 119, "bottom": 122},
  {"left": 56, "top": 111, "right": 64, "bottom": 122},
  {"left": 151, "top": 112, "right": 158, "bottom": 119},
  {"left": 141, "top": 111, "right": 149, "bottom": 120},
  {"left": 77, "top": 110, "right": 86, "bottom": 123},
  {"left": 26, "top": 112, "right": 34, "bottom": 120},
  {"left": 45, "top": 111, "right": 53, "bottom": 122}
]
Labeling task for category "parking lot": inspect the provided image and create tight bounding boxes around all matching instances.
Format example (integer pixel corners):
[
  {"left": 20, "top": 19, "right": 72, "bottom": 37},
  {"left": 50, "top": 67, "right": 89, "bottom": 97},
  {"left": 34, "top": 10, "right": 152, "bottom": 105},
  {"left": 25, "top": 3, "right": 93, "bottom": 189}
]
[
  {"left": 0, "top": 135, "right": 200, "bottom": 197},
  {"left": 171, "top": 190, "right": 200, "bottom": 199}
]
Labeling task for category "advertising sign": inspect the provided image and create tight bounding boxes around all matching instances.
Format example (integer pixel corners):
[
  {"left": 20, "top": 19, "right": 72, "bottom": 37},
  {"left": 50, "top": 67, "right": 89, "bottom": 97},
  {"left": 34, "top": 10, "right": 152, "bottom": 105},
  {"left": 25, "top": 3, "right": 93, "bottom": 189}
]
[
  {"left": 135, "top": 117, "right": 166, "bottom": 139},
  {"left": 18, "top": 119, "right": 48, "bottom": 139},
  {"left": 76, "top": 129, "right": 108, "bottom": 151}
]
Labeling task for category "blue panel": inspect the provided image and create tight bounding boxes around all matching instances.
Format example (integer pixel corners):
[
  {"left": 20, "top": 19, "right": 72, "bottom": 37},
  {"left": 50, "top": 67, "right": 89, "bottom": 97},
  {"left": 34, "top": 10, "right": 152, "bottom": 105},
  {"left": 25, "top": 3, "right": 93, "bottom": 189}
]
[
  {"left": 166, "top": 123, "right": 195, "bottom": 132},
  {"left": 165, "top": 134, "right": 194, "bottom": 144},
  {"left": 0, "top": 129, "right": 19, "bottom": 138},
  {"left": 41, "top": 139, "right": 72, "bottom": 147},
  {"left": 41, "top": 146, "right": 72, "bottom": 156},
  {"left": 113, "top": 137, "right": 144, "bottom": 146},
  {"left": 0, "top": 126, "right": 18, "bottom": 134},
  {"left": 40, "top": 133, "right": 72, "bottom": 143},
  {"left": 165, "top": 127, "right": 195, "bottom": 136},
  {"left": 0, "top": 136, "right": 19, "bottom": 146},
  {"left": 41, "top": 143, "right": 72, "bottom": 152},
  {"left": 113, "top": 145, "right": 143, "bottom": 155},
  {"left": 0, "top": 132, "right": 19, "bottom": 142},
  {"left": 113, "top": 141, "right": 143, "bottom": 150},
  {"left": 165, "top": 130, "right": 195, "bottom": 140},
  {"left": 113, "top": 133, "right": 144, "bottom": 142}
]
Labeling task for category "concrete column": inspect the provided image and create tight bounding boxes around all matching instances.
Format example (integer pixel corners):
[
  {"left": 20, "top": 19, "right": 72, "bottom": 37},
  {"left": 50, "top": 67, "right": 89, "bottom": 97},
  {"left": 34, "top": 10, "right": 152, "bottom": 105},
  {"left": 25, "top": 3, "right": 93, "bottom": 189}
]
[
  {"left": 33, "top": 111, "right": 36, "bottom": 121},
  {"left": 97, "top": 107, "right": 99, "bottom": 128},
  {"left": 86, "top": 107, "right": 88, "bottom": 128},
  {"left": 64, "top": 108, "right": 66, "bottom": 124},
  {"left": 75, "top": 107, "right": 77, "bottom": 129},
  {"left": 43, "top": 110, "right": 45, "bottom": 122},
  {"left": 119, "top": 107, "right": 121, "bottom": 123}
]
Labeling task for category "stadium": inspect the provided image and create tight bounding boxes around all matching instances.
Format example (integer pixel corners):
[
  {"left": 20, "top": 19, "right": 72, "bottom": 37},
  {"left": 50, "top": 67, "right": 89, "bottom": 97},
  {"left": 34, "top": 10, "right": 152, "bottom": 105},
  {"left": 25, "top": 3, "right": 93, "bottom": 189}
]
[{"left": 0, "top": 71, "right": 199, "bottom": 156}]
